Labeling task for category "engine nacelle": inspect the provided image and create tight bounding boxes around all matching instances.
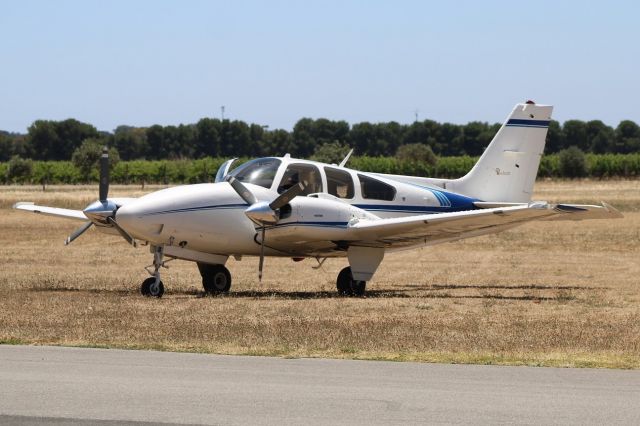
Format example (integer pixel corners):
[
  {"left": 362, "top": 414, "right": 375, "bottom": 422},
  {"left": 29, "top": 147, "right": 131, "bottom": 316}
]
[{"left": 267, "top": 194, "right": 376, "bottom": 242}]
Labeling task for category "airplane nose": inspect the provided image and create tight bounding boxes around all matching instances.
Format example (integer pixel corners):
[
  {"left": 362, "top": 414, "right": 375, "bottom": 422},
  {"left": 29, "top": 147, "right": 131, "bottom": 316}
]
[
  {"left": 116, "top": 200, "right": 166, "bottom": 243},
  {"left": 115, "top": 203, "right": 147, "bottom": 239}
]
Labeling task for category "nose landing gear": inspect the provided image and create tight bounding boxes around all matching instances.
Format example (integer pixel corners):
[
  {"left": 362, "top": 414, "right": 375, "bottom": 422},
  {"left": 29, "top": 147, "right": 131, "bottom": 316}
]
[{"left": 140, "top": 246, "right": 166, "bottom": 298}]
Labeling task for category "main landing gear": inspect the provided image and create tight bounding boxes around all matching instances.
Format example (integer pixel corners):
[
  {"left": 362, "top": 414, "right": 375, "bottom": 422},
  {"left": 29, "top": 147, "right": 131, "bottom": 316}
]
[
  {"left": 140, "top": 246, "right": 165, "bottom": 298},
  {"left": 336, "top": 266, "right": 366, "bottom": 297},
  {"left": 138, "top": 246, "right": 367, "bottom": 298},
  {"left": 197, "top": 263, "right": 232, "bottom": 294}
]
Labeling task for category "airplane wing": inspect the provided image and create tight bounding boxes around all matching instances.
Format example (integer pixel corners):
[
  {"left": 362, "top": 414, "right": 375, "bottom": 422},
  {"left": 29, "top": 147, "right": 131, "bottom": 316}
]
[
  {"left": 346, "top": 201, "right": 622, "bottom": 249},
  {"left": 13, "top": 202, "right": 87, "bottom": 221}
]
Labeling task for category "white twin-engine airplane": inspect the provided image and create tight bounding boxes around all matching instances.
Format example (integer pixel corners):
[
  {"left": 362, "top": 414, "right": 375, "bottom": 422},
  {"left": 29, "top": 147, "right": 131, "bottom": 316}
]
[{"left": 14, "top": 102, "right": 622, "bottom": 297}]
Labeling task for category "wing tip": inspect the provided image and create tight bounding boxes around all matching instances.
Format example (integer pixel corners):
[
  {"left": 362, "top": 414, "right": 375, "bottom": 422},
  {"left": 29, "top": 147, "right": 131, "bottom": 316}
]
[
  {"left": 12, "top": 201, "right": 35, "bottom": 209},
  {"left": 601, "top": 201, "right": 624, "bottom": 219}
]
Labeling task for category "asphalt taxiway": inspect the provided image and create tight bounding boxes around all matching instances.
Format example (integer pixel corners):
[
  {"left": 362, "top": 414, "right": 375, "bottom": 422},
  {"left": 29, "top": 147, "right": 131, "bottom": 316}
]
[{"left": 0, "top": 345, "right": 638, "bottom": 425}]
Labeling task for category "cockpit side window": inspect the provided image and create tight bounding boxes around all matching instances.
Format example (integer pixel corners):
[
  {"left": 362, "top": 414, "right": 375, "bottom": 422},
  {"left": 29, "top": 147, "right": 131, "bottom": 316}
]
[
  {"left": 324, "top": 167, "right": 354, "bottom": 199},
  {"left": 278, "top": 163, "right": 322, "bottom": 195},
  {"left": 227, "top": 158, "right": 281, "bottom": 189},
  {"left": 358, "top": 174, "right": 396, "bottom": 201}
]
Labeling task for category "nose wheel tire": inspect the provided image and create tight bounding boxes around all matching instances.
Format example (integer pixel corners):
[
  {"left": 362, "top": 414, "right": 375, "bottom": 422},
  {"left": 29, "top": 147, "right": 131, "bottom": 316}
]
[
  {"left": 198, "top": 263, "right": 232, "bottom": 293},
  {"left": 141, "top": 277, "right": 164, "bottom": 298},
  {"left": 336, "top": 267, "right": 367, "bottom": 297}
]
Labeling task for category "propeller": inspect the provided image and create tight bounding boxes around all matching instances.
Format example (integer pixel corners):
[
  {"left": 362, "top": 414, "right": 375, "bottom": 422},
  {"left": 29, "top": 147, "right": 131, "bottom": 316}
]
[
  {"left": 65, "top": 221, "right": 93, "bottom": 245},
  {"left": 99, "top": 146, "right": 109, "bottom": 202},
  {"left": 107, "top": 217, "right": 137, "bottom": 247},
  {"left": 65, "top": 146, "right": 135, "bottom": 247},
  {"left": 226, "top": 176, "right": 305, "bottom": 281}
]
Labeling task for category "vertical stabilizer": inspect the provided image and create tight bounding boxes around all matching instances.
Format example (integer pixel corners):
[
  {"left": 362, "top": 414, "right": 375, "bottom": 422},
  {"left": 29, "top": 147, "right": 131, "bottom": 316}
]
[{"left": 448, "top": 102, "right": 553, "bottom": 203}]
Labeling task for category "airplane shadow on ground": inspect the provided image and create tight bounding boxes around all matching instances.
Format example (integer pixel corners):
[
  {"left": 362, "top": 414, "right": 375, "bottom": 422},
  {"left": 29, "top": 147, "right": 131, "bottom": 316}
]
[{"left": 27, "top": 282, "right": 604, "bottom": 302}]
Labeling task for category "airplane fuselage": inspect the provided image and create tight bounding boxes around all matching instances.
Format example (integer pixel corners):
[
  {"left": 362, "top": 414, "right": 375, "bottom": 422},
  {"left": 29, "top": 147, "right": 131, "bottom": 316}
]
[{"left": 115, "top": 157, "right": 479, "bottom": 259}]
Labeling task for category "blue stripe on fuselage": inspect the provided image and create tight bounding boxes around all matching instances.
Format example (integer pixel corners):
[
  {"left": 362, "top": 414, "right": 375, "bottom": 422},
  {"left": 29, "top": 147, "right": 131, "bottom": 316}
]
[
  {"left": 270, "top": 221, "right": 349, "bottom": 229},
  {"left": 143, "top": 203, "right": 247, "bottom": 216},
  {"left": 354, "top": 204, "right": 474, "bottom": 214},
  {"left": 392, "top": 182, "right": 478, "bottom": 213}
]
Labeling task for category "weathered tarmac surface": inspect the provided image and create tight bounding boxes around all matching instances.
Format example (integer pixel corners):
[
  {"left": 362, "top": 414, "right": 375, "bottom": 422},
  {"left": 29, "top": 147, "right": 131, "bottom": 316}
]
[{"left": 0, "top": 345, "right": 638, "bottom": 425}]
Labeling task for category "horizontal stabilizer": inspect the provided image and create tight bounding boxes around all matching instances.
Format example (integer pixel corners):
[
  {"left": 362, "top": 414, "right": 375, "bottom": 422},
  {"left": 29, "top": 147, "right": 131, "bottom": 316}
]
[{"left": 543, "top": 202, "right": 623, "bottom": 221}]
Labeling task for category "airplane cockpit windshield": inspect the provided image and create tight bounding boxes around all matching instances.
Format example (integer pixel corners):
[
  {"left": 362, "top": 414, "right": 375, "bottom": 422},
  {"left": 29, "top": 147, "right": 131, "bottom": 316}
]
[{"left": 227, "top": 158, "right": 281, "bottom": 189}]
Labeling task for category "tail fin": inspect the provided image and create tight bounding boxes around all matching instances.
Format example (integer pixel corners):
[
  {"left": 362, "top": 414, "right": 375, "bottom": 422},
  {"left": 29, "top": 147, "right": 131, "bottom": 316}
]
[{"left": 449, "top": 101, "right": 553, "bottom": 203}]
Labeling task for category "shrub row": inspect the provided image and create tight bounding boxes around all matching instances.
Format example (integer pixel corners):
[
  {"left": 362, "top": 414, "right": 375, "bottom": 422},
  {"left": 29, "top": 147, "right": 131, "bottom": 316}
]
[{"left": 1, "top": 154, "right": 639, "bottom": 185}]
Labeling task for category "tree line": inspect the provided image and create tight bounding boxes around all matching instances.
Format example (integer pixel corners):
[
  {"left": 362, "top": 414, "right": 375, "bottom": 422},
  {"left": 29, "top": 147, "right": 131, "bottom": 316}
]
[
  {"left": 1, "top": 115, "right": 639, "bottom": 162},
  {"left": 3, "top": 153, "right": 640, "bottom": 186}
]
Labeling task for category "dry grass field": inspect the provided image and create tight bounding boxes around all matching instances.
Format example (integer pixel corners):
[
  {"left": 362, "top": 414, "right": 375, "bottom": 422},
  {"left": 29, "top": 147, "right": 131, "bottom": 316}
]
[{"left": 1, "top": 180, "right": 639, "bottom": 368}]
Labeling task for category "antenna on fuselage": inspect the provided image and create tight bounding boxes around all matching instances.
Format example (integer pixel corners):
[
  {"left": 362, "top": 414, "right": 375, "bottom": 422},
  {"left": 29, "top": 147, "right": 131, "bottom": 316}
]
[{"left": 338, "top": 149, "right": 354, "bottom": 168}]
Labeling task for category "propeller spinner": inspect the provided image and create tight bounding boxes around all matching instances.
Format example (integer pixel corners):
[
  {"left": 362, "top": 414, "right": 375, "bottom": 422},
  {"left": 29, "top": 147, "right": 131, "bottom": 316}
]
[{"left": 65, "top": 147, "right": 136, "bottom": 247}]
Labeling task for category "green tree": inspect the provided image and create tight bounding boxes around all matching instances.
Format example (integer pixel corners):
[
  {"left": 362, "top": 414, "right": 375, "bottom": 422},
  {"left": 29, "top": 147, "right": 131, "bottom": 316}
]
[
  {"left": 460, "top": 121, "right": 498, "bottom": 156},
  {"left": 545, "top": 120, "right": 563, "bottom": 153},
  {"left": 27, "top": 119, "right": 98, "bottom": 160},
  {"left": 558, "top": 146, "right": 587, "bottom": 178},
  {"left": 292, "top": 118, "right": 349, "bottom": 158},
  {"left": 349, "top": 121, "right": 402, "bottom": 156},
  {"left": 0, "top": 133, "right": 12, "bottom": 161},
  {"left": 395, "top": 143, "right": 438, "bottom": 166},
  {"left": 194, "top": 118, "right": 221, "bottom": 158},
  {"left": 292, "top": 118, "right": 318, "bottom": 157},
  {"left": 222, "top": 120, "right": 251, "bottom": 157},
  {"left": 6, "top": 155, "right": 33, "bottom": 182},
  {"left": 438, "top": 123, "right": 464, "bottom": 156},
  {"left": 113, "top": 126, "right": 148, "bottom": 160},
  {"left": 402, "top": 122, "right": 434, "bottom": 148},
  {"left": 310, "top": 141, "right": 352, "bottom": 164},
  {"left": 71, "top": 139, "right": 120, "bottom": 181},
  {"left": 614, "top": 120, "right": 640, "bottom": 154},
  {"left": 562, "top": 120, "right": 589, "bottom": 152},
  {"left": 262, "top": 129, "right": 293, "bottom": 156},
  {"left": 586, "top": 120, "right": 614, "bottom": 154},
  {"left": 145, "top": 125, "right": 165, "bottom": 160}
]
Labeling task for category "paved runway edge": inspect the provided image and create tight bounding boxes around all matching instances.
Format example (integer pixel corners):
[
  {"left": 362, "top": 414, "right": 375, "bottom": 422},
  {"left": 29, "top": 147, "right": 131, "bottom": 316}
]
[{"left": 1, "top": 345, "right": 639, "bottom": 425}]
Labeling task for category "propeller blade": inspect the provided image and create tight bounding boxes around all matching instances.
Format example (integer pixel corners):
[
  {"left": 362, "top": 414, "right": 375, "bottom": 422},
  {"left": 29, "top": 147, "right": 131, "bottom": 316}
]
[
  {"left": 107, "top": 217, "right": 137, "bottom": 247},
  {"left": 99, "top": 146, "right": 109, "bottom": 202},
  {"left": 227, "top": 176, "right": 258, "bottom": 205},
  {"left": 269, "top": 182, "right": 305, "bottom": 210},
  {"left": 64, "top": 221, "right": 93, "bottom": 245},
  {"left": 258, "top": 226, "right": 266, "bottom": 282}
]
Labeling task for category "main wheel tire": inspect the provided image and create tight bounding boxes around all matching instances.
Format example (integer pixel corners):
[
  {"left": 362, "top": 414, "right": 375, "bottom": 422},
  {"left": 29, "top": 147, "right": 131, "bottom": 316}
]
[
  {"left": 141, "top": 277, "right": 164, "bottom": 298},
  {"left": 337, "top": 267, "right": 353, "bottom": 296},
  {"left": 351, "top": 280, "right": 366, "bottom": 297},
  {"left": 199, "top": 263, "right": 232, "bottom": 293},
  {"left": 336, "top": 266, "right": 367, "bottom": 297}
]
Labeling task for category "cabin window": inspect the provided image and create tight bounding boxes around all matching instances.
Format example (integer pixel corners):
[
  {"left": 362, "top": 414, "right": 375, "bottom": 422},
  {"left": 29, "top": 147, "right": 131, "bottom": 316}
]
[
  {"left": 278, "top": 163, "right": 322, "bottom": 195},
  {"left": 324, "top": 167, "right": 354, "bottom": 199},
  {"left": 358, "top": 174, "right": 396, "bottom": 201},
  {"left": 227, "top": 158, "right": 281, "bottom": 189}
]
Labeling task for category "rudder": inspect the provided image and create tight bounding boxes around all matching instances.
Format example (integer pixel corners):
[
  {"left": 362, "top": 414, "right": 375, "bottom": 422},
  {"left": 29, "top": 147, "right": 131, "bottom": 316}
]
[{"left": 448, "top": 101, "right": 553, "bottom": 203}]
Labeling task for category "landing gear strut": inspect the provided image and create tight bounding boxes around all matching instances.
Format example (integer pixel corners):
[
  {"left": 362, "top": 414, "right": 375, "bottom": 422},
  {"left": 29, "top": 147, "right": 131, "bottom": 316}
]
[
  {"left": 198, "top": 263, "right": 232, "bottom": 294},
  {"left": 336, "top": 266, "right": 366, "bottom": 297},
  {"left": 141, "top": 246, "right": 165, "bottom": 298}
]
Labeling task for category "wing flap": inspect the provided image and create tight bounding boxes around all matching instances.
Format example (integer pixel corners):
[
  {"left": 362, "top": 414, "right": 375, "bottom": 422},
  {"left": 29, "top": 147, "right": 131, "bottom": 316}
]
[
  {"left": 350, "top": 204, "right": 553, "bottom": 241},
  {"left": 13, "top": 202, "right": 87, "bottom": 221}
]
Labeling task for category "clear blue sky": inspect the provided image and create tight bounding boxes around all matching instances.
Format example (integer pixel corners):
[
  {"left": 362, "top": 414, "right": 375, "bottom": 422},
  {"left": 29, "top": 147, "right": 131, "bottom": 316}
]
[{"left": 1, "top": 0, "right": 638, "bottom": 133}]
